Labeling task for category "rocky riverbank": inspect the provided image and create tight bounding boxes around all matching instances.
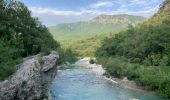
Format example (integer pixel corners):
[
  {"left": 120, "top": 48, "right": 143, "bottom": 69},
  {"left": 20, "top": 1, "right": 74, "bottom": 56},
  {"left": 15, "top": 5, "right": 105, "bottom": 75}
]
[
  {"left": 104, "top": 77, "right": 149, "bottom": 93},
  {"left": 75, "top": 58, "right": 155, "bottom": 95},
  {"left": 0, "top": 51, "right": 59, "bottom": 100},
  {"left": 75, "top": 57, "right": 105, "bottom": 75}
]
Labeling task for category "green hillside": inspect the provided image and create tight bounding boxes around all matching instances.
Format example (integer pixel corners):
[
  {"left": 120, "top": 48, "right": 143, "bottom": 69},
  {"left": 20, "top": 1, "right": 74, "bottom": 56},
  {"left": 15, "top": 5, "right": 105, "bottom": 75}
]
[
  {"left": 95, "top": 0, "right": 170, "bottom": 98},
  {"left": 66, "top": 33, "right": 114, "bottom": 57},
  {"left": 49, "top": 14, "right": 145, "bottom": 42}
]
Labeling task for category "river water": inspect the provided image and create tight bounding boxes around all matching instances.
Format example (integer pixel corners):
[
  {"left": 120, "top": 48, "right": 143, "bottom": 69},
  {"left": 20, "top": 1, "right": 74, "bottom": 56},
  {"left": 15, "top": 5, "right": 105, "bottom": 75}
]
[{"left": 50, "top": 65, "right": 164, "bottom": 100}]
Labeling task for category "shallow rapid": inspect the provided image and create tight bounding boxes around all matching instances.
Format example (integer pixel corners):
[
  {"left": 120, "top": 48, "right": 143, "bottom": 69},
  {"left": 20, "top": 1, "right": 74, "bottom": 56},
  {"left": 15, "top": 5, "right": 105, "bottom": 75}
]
[{"left": 50, "top": 65, "right": 164, "bottom": 100}]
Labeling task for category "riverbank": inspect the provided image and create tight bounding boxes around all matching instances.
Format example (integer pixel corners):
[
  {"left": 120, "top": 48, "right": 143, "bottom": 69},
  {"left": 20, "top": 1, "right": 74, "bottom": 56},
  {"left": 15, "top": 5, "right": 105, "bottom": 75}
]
[
  {"left": 50, "top": 61, "right": 163, "bottom": 100},
  {"left": 104, "top": 76, "right": 157, "bottom": 95},
  {"left": 75, "top": 58, "right": 157, "bottom": 95}
]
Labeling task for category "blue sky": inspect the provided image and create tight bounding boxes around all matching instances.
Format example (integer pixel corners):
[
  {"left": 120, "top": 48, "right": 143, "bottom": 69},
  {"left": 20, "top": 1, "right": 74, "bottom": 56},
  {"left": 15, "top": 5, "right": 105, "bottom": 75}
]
[{"left": 19, "top": 0, "right": 164, "bottom": 26}]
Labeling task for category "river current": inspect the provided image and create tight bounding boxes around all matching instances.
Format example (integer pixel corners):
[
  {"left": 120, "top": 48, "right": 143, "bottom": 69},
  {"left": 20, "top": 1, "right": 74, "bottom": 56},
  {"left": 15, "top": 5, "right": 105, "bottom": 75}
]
[{"left": 50, "top": 65, "right": 164, "bottom": 100}]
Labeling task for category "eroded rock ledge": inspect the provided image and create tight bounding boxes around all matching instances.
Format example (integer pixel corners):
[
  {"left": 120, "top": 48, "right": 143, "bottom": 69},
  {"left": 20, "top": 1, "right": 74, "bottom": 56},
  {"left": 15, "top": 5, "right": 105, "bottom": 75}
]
[{"left": 0, "top": 51, "right": 59, "bottom": 100}]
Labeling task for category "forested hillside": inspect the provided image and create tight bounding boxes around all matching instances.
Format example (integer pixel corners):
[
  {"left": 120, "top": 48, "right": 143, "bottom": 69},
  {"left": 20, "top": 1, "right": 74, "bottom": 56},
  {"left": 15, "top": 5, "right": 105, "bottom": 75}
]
[
  {"left": 49, "top": 15, "right": 145, "bottom": 57},
  {"left": 64, "top": 33, "right": 114, "bottom": 57},
  {"left": 0, "top": 0, "right": 59, "bottom": 80},
  {"left": 49, "top": 14, "right": 145, "bottom": 42},
  {"left": 96, "top": 0, "right": 170, "bottom": 98}
]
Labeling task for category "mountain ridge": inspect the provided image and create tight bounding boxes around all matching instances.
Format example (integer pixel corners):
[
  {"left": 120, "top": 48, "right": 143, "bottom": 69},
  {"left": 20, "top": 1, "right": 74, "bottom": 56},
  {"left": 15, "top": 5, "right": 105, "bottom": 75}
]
[
  {"left": 89, "top": 14, "right": 145, "bottom": 24},
  {"left": 49, "top": 14, "right": 146, "bottom": 42},
  {"left": 51, "top": 14, "right": 146, "bottom": 26}
]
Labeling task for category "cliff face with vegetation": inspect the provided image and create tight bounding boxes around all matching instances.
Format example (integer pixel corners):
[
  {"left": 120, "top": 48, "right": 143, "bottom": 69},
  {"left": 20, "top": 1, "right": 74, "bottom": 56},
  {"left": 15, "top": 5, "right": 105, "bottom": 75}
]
[
  {"left": 95, "top": 0, "right": 170, "bottom": 99},
  {"left": 0, "top": 51, "right": 59, "bottom": 100}
]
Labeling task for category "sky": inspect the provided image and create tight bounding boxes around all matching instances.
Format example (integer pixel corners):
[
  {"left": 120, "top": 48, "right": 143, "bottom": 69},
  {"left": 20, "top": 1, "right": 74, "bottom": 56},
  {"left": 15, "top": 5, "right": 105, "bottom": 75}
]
[{"left": 19, "top": 0, "right": 164, "bottom": 26}]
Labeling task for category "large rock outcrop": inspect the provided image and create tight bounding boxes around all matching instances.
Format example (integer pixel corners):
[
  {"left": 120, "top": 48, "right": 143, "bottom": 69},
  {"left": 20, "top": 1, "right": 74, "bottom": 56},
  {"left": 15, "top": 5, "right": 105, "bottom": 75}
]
[{"left": 0, "top": 51, "right": 59, "bottom": 100}]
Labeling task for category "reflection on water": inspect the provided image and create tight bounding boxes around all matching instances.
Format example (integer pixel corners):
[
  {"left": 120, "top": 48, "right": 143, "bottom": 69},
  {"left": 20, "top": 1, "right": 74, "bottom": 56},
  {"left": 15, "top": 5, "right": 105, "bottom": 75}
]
[{"left": 50, "top": 66, "right": 164, "bottom": 100}]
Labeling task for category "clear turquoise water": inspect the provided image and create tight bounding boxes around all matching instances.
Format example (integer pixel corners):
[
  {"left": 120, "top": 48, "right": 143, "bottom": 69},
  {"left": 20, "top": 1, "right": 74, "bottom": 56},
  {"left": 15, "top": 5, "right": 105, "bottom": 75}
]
[{"left": 50, "top": 66, "right": 164, "bottom": 100}]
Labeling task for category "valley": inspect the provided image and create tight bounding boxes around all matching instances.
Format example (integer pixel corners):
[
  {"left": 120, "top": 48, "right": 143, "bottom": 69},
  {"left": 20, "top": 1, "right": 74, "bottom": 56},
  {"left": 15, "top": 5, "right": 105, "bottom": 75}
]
[
  {"left": 0, "top": 0, "right": 170, "bottom": 100},
  {"left": 49, "top": 14, "right": 146, "bottom": 57},
  {"left": 49, "top": 14, "right": 145, "bottom": 42}
]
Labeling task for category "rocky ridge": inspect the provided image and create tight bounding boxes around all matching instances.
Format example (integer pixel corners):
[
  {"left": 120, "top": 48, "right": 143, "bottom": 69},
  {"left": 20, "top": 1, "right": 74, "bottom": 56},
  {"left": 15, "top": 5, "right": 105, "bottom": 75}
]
[{"left": 89, "top": 14, "right": 145, "bottom": 24}]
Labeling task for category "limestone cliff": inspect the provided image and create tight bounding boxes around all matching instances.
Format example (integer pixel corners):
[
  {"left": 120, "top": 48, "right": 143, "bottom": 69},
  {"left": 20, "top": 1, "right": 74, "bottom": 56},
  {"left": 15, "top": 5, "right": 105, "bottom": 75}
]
[{"left": 0, "top": 51, "right": 59, "bottom": 100}]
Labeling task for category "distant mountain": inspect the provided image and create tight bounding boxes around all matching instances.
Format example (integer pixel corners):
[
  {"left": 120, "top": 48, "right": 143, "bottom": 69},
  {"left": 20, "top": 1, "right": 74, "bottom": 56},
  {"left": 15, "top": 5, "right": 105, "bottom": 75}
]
[
  {"left": 49, "top": 14, "right": 146, "bottom": 42},
  {"left": 89, "top": 14, "right": 145, "bottom": 24}
]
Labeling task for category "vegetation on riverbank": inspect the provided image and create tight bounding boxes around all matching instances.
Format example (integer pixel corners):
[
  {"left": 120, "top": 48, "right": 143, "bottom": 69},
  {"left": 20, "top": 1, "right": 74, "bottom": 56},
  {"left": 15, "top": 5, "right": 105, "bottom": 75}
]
[
  {"left": 57, "top": 48, "right": 78, "bottom": 64},
  {"left": 95, "top": 0, "right": 170, "bottom": 98},
  {"left": 97, "top": 57, "right": 170, "bottom": 98}
]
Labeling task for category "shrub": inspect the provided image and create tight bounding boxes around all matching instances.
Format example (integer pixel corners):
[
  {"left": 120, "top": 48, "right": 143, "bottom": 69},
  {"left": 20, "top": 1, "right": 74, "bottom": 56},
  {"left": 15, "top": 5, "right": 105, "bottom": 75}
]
[
  {"left": 105, "top": 57, "right": 124, "bottom": 78},
  {"left": 158, "top": 80, "right": 170, "bottom": 98},
  {"left": 89, "top": 59, "right": 95, "bottom": 64},
  {"left": 159, "top": 55, "right": 169, "bottom": 66},
  {"left": 127, "top": 64, "right": 141, "bottom": 80}
]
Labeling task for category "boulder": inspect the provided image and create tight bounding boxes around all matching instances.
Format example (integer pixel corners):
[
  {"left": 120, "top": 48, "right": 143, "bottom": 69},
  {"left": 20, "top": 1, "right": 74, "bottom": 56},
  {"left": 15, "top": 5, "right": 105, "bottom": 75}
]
[
  {"left": 0, "top": 51, "right": 59, "bottom": 100},
  {"left": 42, "top": 51, "right": 59, "bottom": 72}
]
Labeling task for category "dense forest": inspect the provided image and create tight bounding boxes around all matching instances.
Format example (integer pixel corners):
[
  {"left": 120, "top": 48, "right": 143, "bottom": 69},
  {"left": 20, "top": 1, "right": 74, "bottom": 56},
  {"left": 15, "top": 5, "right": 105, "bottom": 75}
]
[
  {"left": 0, "top": 0, "right": 61, "bottom": 80},
  {"left": 96, "top": 0, "right": 170, "bottom": 98}
]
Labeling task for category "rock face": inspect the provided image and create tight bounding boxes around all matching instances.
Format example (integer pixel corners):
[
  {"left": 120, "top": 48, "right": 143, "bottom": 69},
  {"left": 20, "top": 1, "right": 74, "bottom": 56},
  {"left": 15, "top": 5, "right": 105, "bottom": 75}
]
[
  {"left": 0, "top": 51, "right": 59, "bottom": 100},
  {"left": 42, "top": 51, "right": 59, "bottom": 72}
]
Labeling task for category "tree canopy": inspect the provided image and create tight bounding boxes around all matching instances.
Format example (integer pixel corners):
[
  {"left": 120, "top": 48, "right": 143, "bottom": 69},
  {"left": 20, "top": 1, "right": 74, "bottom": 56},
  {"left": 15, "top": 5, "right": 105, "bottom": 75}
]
[{"left": 0, "top": 0, "right": 59, "bottom": 80}]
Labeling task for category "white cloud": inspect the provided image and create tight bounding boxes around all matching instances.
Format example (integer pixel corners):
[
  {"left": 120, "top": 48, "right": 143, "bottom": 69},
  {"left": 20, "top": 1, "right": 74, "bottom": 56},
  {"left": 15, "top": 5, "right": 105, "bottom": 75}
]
[
  {"left": 130, "top": 0, "right": 148, "bottom": 6},
  {"left": 29, "top": 7, "right": 100, "bottom": 25},
  {"left": 130, "top": 0, "right": 146, "bottom": 4},
  {"left": 110, "top": 5, "right": 160, "bottom": 17},
  {"left": 89, "top": 1, "right": 113, "bottom": 9},
  {"left": 119, "top": 4, "right": 127, "bottom": 9},
  {"left": 28, "top": 1, "right": 160, "bottom": 25},
  {"left": 30, "top": 7, "right": 83, "bottom": 16},
  {"left": 30, "top": 7, "right": 108, "bottom": 17}
]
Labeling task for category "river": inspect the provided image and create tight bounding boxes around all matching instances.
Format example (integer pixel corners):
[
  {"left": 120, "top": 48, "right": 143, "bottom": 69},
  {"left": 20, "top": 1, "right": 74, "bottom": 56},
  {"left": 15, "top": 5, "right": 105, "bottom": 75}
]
[{"left": 49, "top": 64, "right": 164, "bottom": 100}]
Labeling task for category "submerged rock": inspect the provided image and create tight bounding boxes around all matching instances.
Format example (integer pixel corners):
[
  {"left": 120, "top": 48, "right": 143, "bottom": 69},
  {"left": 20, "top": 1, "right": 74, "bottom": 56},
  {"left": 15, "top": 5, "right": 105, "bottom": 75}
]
[{"left": 0, "top": 51, "right": 59, "bottom": 100}]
